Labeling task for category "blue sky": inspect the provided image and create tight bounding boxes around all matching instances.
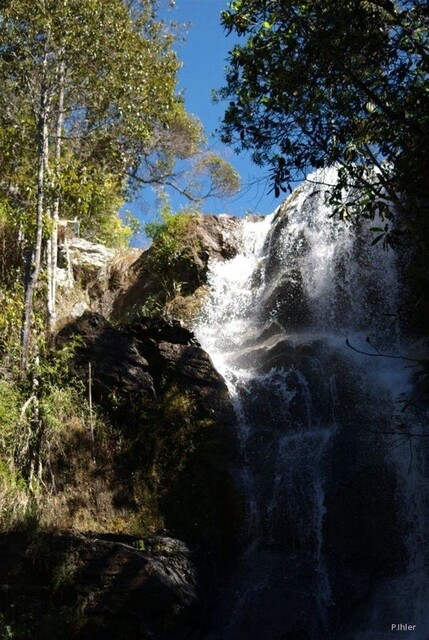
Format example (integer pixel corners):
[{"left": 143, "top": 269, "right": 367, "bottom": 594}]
[{"left": 129, "top": 0, "right": 282, "bottom": 244}]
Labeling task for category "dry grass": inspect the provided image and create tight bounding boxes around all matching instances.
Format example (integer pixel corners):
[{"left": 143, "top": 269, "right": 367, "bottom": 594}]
[{"left": 166, "top": 284, "right": 210, "bottom": 324}]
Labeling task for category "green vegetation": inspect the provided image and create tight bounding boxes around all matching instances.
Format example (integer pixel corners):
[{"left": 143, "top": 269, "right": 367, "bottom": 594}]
[
  {"left": 0, "top": 0, "right": 239, "bottom": 373},
  {"left": 0, "top": 5, "right": 239, "bottom": 637},
  {"left": 0, "top": 1, "right": 238, "bottom": 542},
  {"left": 140, "top": 202, "right": 205, "bottom": 310},
  {"left": 116, "top": 203, "right": 207, "bottom": 321},
  {"left": 0, "top": 338, "right": 88, "bottom": 530},
  {"left": 0, "top": 324, "right": 164, "bottom": 537},
  {"left": 0, "top": 0, "right": 192, "bottom": 365},
  {"left": 0, "top": 461, "right": 36, "bottom": 531},
  {"left": 219, "top": 0, "right": 428, "bottom": 245},
  {"left": 145, "top": 204, "right": 201, "bottom": 267}
]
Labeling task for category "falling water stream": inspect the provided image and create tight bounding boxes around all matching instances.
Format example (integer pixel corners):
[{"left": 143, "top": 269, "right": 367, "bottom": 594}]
[{"left": 194, "top": 169, "right": 429, "bottom": 640}]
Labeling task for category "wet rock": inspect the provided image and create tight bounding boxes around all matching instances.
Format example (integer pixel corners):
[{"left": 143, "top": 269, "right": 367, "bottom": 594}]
[{"left": 223, "top": 325, "right": 410, "bottom": 635}]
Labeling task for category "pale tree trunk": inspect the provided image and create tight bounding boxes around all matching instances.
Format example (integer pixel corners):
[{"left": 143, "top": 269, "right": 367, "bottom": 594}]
[
  {"left": 21, "top": 48, "right": 51, "bottom": 375},
  {"left": 47, "top": 59, "right": 65, "bottom": 333}
]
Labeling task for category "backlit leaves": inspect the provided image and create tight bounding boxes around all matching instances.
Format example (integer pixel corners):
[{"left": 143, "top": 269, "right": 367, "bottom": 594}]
[{"left": 219, "top": 0, "right": 429, "bottom": 238}]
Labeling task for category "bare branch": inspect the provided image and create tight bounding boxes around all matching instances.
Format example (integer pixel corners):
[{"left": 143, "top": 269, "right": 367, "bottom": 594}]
[{"left": 345, "top": 338, "right": 423, "bottom": 363}]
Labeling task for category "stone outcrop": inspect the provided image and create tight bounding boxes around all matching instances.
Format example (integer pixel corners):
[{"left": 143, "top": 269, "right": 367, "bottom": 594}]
[
  {"left": 56, "top": 311, "right": 242, "bottom": 554},
  {"left": 0, "top": 532, "right": 206, "bottom": 640},
  {"left": 56, "top": 237, "right": 142, "bottom": 325},
  {"left": 57, "top": 311, "right": 236, "bottom": 429},
  {"left": 67, "top": 237, "right": 115, "bottom": 274},
  {"left": 55, "top": 213, "right": 244, "bottom": 328},
  {"left": 111, "top": 214, "right": 243, "bottom": 322}
]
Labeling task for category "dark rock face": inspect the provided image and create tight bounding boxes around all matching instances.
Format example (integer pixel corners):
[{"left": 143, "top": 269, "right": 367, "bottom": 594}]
[
  {"left": 77, "top": 535, "right": 202, "bottom": 640},
  {"left": 57, "top": 311, "right": 235, "bottom": 429},
  {"left": 56, "top": 312, "right": 242, "bottom": 555},
  {"left": 256, "top": 201, "right": 311, "bottom": 329},
  {"left": 0, "top": 532, "right": 205, "bottom": 640},
  {"left": 57, "top": 311, "right": 156, "bottom": 406}
]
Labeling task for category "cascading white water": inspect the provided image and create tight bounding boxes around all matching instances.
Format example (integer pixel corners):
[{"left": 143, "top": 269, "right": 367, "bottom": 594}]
[{"left": 193, "top": 169, "right": 429, "bottom": 640}]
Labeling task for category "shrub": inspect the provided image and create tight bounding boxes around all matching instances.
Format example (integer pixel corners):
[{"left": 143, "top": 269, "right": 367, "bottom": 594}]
[
  {"left": 0, "top": 285, "right": 24, "bottom": 374},
  {"left": 0, "top": 461, "right": 36, "bottom": 530},
  {"left": 0, "top": 381, "right": 21, "bottom": 457},
  {"left": 145, "top": 204, "right": 200, "bottom": 265}
]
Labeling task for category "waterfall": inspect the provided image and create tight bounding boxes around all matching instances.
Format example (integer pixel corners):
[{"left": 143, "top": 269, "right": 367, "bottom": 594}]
[{"left": 194, "top": 169, "right": 429, "bottom": 640}]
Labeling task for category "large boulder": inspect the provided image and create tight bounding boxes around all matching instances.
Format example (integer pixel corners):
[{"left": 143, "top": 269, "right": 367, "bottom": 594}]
[
  {"left": 0, "top": 532, "right": 206, "bottom": 640},
  {"left": 56, "top": 312, "right": 243, "bottom": 556},
  {"left": 56, "top": 311, "right": 235, "bottom": 428}
]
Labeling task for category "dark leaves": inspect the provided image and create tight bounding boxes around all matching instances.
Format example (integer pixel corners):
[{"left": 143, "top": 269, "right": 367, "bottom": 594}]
[{"left": 218, "top": 0, "right": 429, "bottom": 240}]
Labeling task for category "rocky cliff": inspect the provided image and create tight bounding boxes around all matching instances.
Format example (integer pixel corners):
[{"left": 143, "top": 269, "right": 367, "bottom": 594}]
[
  {"left": 55, "top": 311, "right": 242, "bottom": 551},
  {"left": 55, "top": 213, "right": 242, "bottom": 328},
  {"left": 0, "top": 212, "right": 247, "bottom": 640},
  {"left": 50, "top": 212, "right": 246, "bottom": 551}
]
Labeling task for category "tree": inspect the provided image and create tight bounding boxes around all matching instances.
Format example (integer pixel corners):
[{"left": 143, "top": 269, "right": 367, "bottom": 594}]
[
  {"left": 128, "top": 108, "right": 240, "bottom": 201},
  {"left": 219, "top": 0, "right": 428, "bottom": 242},
  {"left": 0, "top": 0, "right": 238, "bottom": 373}
]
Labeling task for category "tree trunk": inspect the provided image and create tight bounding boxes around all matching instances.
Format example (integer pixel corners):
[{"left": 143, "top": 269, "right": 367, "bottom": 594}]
[
  {"left": 47, "top": 59, "right": 65, "bottom": 334},
  {"left": 21, "top": 50, "right": 50, "bottom": 375}
]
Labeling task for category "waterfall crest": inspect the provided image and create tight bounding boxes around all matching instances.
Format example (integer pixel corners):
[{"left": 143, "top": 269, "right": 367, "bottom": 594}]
[{"left": 194, "top": 169, "right": 429, "bottom": 640}]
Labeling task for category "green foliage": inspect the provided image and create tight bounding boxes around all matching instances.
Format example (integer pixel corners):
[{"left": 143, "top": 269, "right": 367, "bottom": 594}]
[
  {"left": 0, "top": 0, "right": 240, "bottom": 254},
  {"left": 0, "top": 335, "right": 94, "bottom": 531},
  {"left": 57, "top": 157, "right": 129, "bottom": 247},
  {"left": 0, "top": 210, "right": 26, "bottom": 288},
  {"left": 145, "top": 203, "right": 199, "bottom": 261},
  {"left": 0, "top": 382, "right": 22, "bottom": 456},
  {"left": 219, "top": 0, "right": 428, "bottom": 238},
  {"left": 0, "top": 312, "right": 163, "bottom": 537},
  {"left": 194, "top": 152, "right": 241, "bottom": 198},
  {"left": 135, "top": 294, "right": 165, "bottom": 318},
  {"left": 144, "top": 201, "right": 201, "bottom": 298},
  {"left": 0, "top": 461, "right": 36, "bottom": 531},
  {"left": 0, "top": 0, "right": 182, "bottom": 159},
  {"left": 23, "top": 341, "right": 90, "bottom": 480},
  {"left": 0, "top": 0, "right": 214, "bottom": 258},
  {"left": 0, "top": 284, "right": 23, "bottom": 372}
]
